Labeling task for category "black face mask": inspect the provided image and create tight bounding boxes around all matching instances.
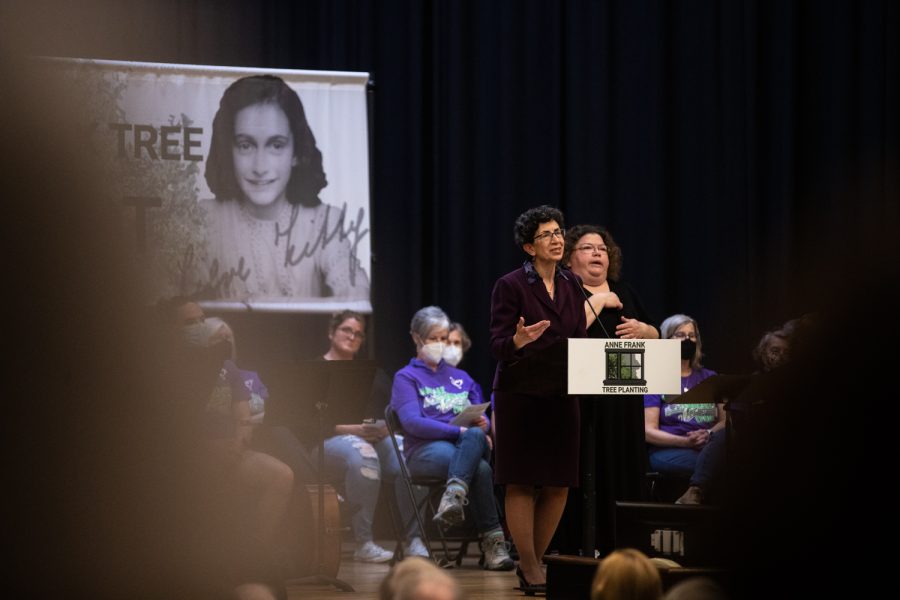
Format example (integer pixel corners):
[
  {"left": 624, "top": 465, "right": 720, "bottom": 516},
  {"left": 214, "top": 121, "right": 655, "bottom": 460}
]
[{"left": 680, "top": 340, "right": 697, "bottom": 360}]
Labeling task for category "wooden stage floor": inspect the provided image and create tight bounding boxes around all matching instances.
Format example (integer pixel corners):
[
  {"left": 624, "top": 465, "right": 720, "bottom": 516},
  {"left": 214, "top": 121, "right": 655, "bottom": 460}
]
[{"left": 286, "top": 541, "right": 526, "bottom": 600}]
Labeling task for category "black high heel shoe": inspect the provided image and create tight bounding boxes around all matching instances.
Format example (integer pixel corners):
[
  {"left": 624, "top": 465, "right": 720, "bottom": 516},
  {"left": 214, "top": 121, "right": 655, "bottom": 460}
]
[{"left": 514, "top": 565, "right": 547, "bottom": 596}]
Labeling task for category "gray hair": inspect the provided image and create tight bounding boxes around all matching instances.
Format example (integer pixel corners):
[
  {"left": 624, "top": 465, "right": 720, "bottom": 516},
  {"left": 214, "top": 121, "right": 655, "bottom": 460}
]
[
  {"left": 410, "top": 306, "right": 450, "bottom": 342},
  {"left": 660, "top": 313, "right": 703, "bottom": 370}
]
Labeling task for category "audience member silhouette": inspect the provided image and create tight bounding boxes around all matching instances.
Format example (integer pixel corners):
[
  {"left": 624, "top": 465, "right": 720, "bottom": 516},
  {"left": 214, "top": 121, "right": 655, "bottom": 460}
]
[
  {"left": 378, "top": 557, "right": 464, "bottom": 600},
  {"left": 591, "top": 549, "right": 662, "bottom": 600}
]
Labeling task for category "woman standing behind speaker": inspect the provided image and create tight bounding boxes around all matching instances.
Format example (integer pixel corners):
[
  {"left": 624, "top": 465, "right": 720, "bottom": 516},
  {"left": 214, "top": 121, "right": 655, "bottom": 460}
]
[
  {"left": 563, "top": 225, "right": 658, "bottom": 341},
  {"left": 559, "top": 225, "right": 658, "bottom": 554},
  {"left": 489, "top": 206, "right": 610, "bottom": 593}
]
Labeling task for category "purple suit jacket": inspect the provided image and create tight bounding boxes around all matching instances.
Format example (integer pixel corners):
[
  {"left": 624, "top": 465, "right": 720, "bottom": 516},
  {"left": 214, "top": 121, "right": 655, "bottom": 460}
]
[{"left": 489, "top": 262, "right": 587, "bottom": 391}]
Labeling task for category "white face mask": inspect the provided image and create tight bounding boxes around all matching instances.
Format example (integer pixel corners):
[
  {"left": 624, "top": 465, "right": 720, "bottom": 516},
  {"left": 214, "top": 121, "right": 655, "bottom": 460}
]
[
  {"left": 183, "top": 317, "right": 228, "bottom": 347},
  {"left": 420, "top": 341, "right": 445, "bottom": 364},
  {"left": 442, "top": 344, "right": 463, "bottom": 367}
]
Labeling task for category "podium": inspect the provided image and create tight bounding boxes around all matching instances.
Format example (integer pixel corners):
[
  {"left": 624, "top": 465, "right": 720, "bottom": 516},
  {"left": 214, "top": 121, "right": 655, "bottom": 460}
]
[
  {"left": 566, "top": 338, "right": 682, "bottom": 556},
  {"left": 497, "top": 339, "right": 683, "bottom": 556}
]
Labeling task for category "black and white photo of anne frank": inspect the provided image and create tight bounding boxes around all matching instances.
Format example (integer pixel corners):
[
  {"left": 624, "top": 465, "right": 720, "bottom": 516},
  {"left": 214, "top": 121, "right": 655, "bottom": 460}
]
[{"left": 199, "top": 74, "right": 369, "bottom": 302}]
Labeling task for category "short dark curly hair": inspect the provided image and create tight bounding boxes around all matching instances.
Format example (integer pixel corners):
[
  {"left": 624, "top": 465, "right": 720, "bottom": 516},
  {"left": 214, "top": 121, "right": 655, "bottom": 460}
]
[
  {"left": 563, "top": 224, "right": 624, "bottom": 282},
  {"left": 513, "top": 205, "right": 565, "bottom": 248},
  {"left": 205, "top": 75, "right": 327, "bottom": 207}
]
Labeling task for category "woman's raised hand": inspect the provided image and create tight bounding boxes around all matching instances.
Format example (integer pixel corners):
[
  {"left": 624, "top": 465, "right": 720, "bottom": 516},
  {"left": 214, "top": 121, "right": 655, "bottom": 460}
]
[{"left": 513, "top": 316, "right": 551, "bottom": 349}]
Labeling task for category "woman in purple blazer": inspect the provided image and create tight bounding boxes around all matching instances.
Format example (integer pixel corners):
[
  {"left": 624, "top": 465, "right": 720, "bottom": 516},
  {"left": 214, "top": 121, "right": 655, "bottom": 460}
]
[{"left": 489, "top": 205, "right": 588, "bottom": 593}]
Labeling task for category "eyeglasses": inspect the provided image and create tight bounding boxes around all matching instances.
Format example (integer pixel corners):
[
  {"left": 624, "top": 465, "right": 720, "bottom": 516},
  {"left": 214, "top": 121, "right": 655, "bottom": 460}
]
[
  {"left": 533, "top": 229, "right": 566, "bottom": 243},
  {"left": 575, "top": 244, "right": 608, "bottom": 254},
  {"left": 672, "top": 332, "right": 697, "bottom": 341},
  {"left": 337, "top": 326, "right": 366, "bottom": 340}
]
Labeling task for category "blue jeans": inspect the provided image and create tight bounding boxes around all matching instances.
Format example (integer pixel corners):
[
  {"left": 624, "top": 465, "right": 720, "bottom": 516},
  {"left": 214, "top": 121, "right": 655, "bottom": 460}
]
[
  {"left": 648, "top": 429, "right": 726, "bottom": 488},
  {"left": 319, "top": 435, "right": 415, "bottom": 543},
  {"left": 406, "top": 427, "right": 500, "bottom": 534}
]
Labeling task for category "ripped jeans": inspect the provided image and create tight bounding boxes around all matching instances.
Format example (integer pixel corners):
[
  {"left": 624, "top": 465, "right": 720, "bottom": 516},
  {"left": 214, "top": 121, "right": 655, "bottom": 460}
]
[{"left": 320, "top": 435, "right": 409, "bottom": 543}]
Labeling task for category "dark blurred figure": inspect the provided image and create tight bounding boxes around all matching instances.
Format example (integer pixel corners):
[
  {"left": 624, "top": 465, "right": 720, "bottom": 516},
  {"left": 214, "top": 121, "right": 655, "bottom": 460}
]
[
  {"left": 378, "top": 556, "right": 464, "bottom": 600},
  {"left": 1, "top": 41, "right": 286, "bottom": 598},
  {"left": 724, "top": 207, "right": 900, "bottom": 598},
  {"left": 590, "top": 549, "right": 662, "bottom": 600},
  {"left": 725, "top": 324, "right": 797, "bottom": 437},
  {"left": 663, "top": 576, "right": 727, "bottom": 600},
  {"left": 751, "top": 329, "right": 790, "bottom": 373}
]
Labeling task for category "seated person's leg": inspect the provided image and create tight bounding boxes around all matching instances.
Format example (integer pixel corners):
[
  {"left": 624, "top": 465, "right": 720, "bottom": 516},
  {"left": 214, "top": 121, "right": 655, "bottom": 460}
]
[
  {"left": 406, "top": 439, "right": 455, "bottom": 480},
  {"left": 647, "top": 446, "right": 699, "bottom": 479},
  {"left": 690, "top": 429, "right": 726, "bottom": 491},
  {"left": 446, "top": 427, "right": 491, "bottom": 484},
  {"left": 436, "top": 428, "right": 492, "bottom": 523},
  {"left": 253, "top": 425, "right": 316, "bottom": 485},
  {"left": 455, "top": 440, "right": 514, "bottom": 571},
  {"left": 374, "top": 435, "right": 401, "bottom": 480},
  {"left": 407, "top": 439, "right": 467, "bottom": 526},
  {"left": 467, "top": 458, "right": 501, "bottom": 534},
  {"left": 323, "top": 434, "right": 393, "bottom": 562},
  {"left": 235, "top": 449, "right": 294, "bottom": 550}
]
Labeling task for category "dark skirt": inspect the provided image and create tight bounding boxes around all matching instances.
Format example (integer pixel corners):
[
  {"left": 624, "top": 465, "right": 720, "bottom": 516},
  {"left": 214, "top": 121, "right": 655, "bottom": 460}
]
[{"left": 493, "top": 391, "right": 580, "bottom": 487}]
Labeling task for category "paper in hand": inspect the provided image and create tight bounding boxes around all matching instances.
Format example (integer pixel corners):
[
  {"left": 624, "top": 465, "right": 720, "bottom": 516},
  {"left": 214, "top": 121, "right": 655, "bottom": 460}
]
[{"left": 450, "top": 402, "right": 491, "bottom": 426}]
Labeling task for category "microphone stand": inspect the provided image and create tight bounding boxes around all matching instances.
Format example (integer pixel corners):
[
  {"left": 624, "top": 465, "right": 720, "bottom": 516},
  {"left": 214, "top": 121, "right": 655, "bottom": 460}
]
[{"left": 571, "top": 276, "right": 612, "bottom": 558}]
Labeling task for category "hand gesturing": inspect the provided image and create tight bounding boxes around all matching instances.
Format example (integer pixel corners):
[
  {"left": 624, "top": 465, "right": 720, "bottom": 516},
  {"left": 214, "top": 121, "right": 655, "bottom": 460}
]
[{"left": 513, "top": 316, "right": 551, "bottom": 349}]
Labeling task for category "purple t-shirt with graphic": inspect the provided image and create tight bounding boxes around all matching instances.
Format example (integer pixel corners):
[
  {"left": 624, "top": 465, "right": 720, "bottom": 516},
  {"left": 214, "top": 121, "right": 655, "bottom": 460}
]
[{"left": 644, "top": 367, "right": 717, "bottom": 438}]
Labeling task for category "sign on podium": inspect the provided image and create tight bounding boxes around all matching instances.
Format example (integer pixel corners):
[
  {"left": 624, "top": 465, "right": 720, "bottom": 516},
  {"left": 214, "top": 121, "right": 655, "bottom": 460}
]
[{"left": 567, "top": 338, "right": 682, "bottom": 395}]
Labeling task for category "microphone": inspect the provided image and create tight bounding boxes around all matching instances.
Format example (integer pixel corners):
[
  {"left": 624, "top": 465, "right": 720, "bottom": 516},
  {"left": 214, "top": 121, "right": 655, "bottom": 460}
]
[{"left": 562, "top": 269, "right": 613, "bottom": 338}]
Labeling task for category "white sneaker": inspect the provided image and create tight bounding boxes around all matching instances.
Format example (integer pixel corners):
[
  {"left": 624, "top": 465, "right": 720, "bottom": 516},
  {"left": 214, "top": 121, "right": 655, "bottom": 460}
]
[
  {"left": 354, "top": 541, "right": 394, "bottom": 563},
  {"left": 404, "top": 536, "right": 430, "bottom": 558}
]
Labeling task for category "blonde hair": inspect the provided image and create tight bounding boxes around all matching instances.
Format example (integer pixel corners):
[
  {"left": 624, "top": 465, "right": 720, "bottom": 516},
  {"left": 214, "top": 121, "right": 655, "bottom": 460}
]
[
  {"left": 379, "top": 557, "right": 463, "bottom": 600},
  {"left": 591, "top": 549, "right": 662, "bottom": 600}
]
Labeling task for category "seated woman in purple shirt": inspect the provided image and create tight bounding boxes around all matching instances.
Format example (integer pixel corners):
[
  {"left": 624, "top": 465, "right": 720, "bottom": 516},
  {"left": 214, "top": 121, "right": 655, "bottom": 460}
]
[
  {"left": 643, "top": 314, "right": 726, "bottom": 505},
  {"left": 391, "top": 305, "right": 514, "bottom": 571}
]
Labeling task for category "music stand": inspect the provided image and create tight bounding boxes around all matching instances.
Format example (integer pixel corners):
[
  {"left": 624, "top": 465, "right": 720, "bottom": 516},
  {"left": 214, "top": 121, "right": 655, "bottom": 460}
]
[
  {"left": 266, "top": 359, "right": 377, "bottom": 592},
  {"left": 662, "top": 374, "right": 752, "bottom": 404}
]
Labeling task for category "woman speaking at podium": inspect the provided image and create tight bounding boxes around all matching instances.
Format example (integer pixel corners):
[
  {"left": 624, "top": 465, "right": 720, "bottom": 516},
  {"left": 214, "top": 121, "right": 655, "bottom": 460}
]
[{"left": 489, "top": 205, "right": 591, "bottom": 593}]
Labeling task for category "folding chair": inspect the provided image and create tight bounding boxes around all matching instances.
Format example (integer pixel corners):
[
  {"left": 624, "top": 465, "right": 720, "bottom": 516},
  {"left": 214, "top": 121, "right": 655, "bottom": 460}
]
[{"left": 384, "top": 405, "right": 480, "bottom": 567}]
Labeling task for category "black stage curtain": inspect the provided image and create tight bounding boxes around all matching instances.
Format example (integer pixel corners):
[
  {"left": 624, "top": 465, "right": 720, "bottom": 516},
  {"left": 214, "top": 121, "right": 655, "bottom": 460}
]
[{"left": 8, "top": 0, "right": 898, "bottom": 557}]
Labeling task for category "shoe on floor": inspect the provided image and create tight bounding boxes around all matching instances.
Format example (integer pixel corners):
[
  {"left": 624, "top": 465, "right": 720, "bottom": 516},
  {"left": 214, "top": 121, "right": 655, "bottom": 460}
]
[
  {"left": 675, "top": 485, "right": 703, "bottom": 505},
  {"left": 354, "top": 541, "right": 394, "bottom": 563},
  {"left": 480, "top": 534, "right": 515, "bottom": 571},
  {"left": 404, "top": 536, "right": 430, "bottom": 558}
]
